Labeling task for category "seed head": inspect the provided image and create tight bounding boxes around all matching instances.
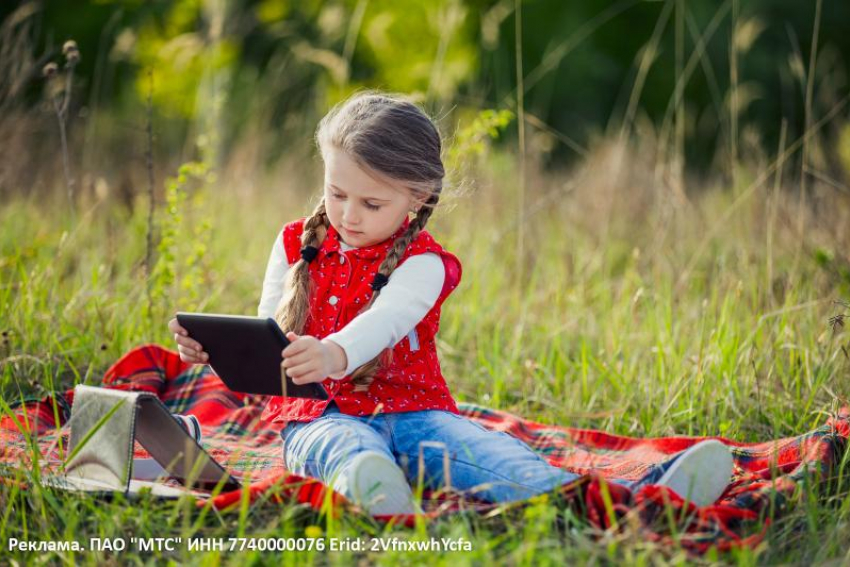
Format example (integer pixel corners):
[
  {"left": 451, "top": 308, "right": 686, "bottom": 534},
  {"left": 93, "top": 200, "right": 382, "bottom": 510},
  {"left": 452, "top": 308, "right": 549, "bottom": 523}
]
[
  {"left": 42, "top": 62, "right": 58, "bottom": 78},
  {"left": 63, "top": 40, "right": 80, "bottom": 65}
]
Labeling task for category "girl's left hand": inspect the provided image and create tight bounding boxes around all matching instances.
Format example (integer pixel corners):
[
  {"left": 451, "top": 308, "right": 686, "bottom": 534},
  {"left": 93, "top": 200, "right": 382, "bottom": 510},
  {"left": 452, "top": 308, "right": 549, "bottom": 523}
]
[{"left": 281, "top": 332, "right": 347, "bottom": 384}]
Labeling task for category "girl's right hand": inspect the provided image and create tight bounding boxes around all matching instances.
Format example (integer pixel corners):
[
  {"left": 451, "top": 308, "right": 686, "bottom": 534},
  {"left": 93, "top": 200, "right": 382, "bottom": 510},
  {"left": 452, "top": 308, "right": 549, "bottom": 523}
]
[{"left": 168, "top": 317, "right": 209, "bottom": 364}]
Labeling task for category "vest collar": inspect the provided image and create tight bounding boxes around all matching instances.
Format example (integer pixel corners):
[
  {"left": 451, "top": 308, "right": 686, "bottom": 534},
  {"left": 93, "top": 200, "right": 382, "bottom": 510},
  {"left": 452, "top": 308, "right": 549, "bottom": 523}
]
[{"left": 320, "top": 217, "right": 411, "bottom": 261}]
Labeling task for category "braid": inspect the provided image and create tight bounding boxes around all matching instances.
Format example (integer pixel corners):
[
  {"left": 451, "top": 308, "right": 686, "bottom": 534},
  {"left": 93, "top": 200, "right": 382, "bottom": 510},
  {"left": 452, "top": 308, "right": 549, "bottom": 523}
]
[
  {"left": 274, "top": 199, "right": 329, "bottom": 335},
  {"left": 349, "top": 193, "right": 441, "bottom": 390}
]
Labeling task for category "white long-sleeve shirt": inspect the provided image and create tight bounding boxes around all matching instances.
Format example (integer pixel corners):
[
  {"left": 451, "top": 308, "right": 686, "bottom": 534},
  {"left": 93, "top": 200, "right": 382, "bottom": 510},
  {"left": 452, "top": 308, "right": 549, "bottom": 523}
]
[{"left": 257, "top": 230, "right": 445, "bottom": 377}]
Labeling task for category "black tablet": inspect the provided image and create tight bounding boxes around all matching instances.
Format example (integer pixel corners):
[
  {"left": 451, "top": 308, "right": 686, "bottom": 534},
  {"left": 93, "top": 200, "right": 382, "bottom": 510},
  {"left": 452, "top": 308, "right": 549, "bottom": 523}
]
[{"left": 175, "top": 312, "right": 328, "bottom": 400}]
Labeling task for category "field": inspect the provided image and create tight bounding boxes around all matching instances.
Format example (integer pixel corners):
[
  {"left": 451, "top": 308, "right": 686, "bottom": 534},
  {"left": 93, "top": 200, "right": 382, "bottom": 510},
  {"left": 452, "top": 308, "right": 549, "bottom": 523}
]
[
  {"left": 3, "top": 133, "right": 850, "bottom": 564},
  {"left": 3, "top": 0, "right": 850, "bottom": 564}
]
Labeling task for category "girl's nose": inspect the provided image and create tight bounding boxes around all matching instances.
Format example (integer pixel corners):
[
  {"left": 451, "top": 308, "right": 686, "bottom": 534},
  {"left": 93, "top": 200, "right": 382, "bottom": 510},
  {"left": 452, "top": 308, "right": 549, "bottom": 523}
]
[{"left": 342, "top": 204, "right": 360, "bottom": 225}]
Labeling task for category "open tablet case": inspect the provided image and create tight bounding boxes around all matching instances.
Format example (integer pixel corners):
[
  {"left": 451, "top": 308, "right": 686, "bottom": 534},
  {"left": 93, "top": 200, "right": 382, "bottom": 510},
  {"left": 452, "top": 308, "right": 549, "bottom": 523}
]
[{"left": 45, "top": 384, "right": 241, "bottom": 498}]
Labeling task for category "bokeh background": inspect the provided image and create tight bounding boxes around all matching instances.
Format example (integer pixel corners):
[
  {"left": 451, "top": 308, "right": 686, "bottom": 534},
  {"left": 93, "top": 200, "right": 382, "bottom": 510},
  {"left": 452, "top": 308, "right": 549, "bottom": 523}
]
[{"left": 3, "top": 0, "right": 850, "bottom": 201}]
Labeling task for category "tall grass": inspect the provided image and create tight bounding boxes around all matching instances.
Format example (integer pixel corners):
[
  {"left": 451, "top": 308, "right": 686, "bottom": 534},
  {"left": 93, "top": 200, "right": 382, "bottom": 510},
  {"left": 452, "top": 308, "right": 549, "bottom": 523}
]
[
  {"left": 3, "top": 130, "right": 850, "bottom": 562},
  {"left": 3, "top": 0, "right": 850, "bottom": 563}
]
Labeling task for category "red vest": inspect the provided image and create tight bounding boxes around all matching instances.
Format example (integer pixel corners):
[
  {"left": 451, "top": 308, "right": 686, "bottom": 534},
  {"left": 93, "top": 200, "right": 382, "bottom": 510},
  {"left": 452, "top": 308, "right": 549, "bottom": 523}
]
[{"left": 261, "top": 217, "right": 462, "bottom": 424}]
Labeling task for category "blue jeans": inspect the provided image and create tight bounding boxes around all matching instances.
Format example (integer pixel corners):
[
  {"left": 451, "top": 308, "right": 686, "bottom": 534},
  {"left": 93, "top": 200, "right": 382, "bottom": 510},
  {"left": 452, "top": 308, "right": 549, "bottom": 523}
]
[{"left": 282, "top": 403, "right": 662, "bottom": 504}]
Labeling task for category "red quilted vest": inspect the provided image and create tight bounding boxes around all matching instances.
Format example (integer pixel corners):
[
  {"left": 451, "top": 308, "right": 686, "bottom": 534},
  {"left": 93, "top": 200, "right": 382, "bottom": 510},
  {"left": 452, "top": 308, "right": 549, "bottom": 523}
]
[{"left": 261, "top": 216, "right": 462, "bottom": 424}]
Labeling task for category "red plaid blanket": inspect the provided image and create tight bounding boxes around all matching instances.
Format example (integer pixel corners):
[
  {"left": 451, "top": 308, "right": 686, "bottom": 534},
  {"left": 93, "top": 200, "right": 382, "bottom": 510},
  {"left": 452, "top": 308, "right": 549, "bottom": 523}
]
[{"left": 2, "top": 345, "right": 848, "bottom": 555}]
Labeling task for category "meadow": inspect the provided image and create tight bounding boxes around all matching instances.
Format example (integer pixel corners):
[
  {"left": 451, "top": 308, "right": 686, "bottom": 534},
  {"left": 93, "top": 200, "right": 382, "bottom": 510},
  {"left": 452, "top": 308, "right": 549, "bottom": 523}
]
[
  {"left": 3, "top": 0, "right": 850, "bottom": 564},
  {"left": 3, "top": 128, "right": 850, "bottom": 564}
]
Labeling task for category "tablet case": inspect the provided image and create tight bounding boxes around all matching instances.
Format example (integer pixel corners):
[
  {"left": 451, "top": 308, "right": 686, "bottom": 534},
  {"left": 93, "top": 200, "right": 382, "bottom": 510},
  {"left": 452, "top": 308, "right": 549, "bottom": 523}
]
[
  {"left": 49, "top": 384, "right": 241, "bottom": 497},
  {"left": 176, "top": 313, "right": 328, "bottom": 399}
]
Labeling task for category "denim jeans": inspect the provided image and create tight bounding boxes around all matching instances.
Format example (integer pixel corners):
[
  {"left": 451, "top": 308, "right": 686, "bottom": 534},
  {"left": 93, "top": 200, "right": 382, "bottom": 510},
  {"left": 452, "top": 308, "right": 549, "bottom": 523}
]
[{"left": 282, "top": 402, "right": 665, "bottom": 504}]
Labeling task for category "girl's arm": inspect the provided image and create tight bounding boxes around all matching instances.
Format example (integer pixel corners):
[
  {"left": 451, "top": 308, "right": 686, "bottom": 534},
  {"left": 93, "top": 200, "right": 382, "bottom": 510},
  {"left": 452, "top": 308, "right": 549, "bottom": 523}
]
[
  {"left": 323, "top": 253, "right": 445, "bottom": 378},
  {"left": 257, "top": 230, "right": 290, "bottom": 318},
  {"left": 257, "top": 229, "right": 445, "bottom": 381}
]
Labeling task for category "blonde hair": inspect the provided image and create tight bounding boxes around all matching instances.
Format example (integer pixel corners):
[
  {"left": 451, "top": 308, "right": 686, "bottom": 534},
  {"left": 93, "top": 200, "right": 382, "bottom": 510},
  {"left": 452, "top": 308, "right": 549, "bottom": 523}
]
[{"left": 274, "top": 92, "right": 445, "bottom": 389}]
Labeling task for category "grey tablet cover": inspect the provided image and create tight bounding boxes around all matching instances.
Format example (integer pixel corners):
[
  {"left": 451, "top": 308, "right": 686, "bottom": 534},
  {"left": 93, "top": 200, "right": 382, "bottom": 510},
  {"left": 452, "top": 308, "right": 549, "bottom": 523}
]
[{"left": 60, "top": 384, "right": 240, "bottom": 495}]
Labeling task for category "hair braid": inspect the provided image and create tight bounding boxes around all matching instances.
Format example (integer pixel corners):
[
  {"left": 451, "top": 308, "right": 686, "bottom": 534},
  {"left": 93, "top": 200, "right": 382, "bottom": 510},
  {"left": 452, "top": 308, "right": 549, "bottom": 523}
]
[
  {"left": 274, "top": 199, "right": 329, "bottom": 335},
  {"left": 349, "top": 193, "right": 441, "bottom": 390}
]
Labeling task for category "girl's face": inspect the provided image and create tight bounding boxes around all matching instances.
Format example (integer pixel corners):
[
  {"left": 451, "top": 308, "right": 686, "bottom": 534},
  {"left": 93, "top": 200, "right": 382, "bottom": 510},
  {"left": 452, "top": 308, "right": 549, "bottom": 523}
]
[{"left": 322, "top": 146, "right": 420, "bottom": 248}]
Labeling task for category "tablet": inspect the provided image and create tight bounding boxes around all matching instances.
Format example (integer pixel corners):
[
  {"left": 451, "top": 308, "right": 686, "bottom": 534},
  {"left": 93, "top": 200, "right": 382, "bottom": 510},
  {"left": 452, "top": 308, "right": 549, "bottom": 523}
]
[{"left": 175, "top": 312, "right": 328, "bottom": 400}]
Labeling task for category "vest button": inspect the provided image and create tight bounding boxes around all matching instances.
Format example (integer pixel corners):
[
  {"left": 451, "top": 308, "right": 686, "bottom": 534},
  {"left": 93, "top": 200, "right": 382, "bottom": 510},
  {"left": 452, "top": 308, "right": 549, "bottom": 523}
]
[
  {"left": 339, "top": 255, "right": 345, "bottom": 264},
  {"left": 328, "top": 295, "right": 339, "bottom": 305}
]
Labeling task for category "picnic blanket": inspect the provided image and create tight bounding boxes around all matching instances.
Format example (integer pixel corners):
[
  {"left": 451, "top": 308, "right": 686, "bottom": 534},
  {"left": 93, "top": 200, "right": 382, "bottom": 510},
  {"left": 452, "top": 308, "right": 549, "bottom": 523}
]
[{"left": 2, "top": 344, "right": 848, "bottom": 555}]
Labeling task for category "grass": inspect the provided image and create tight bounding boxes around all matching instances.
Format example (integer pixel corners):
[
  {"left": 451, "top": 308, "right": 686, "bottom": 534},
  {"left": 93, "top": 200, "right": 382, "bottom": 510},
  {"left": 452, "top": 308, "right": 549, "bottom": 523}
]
[
  {"left": 3, "top": 0, "right": 850, "bottom": 561},
  {"left": 2, "top": 134, "right": 850, "bottom": 564}
]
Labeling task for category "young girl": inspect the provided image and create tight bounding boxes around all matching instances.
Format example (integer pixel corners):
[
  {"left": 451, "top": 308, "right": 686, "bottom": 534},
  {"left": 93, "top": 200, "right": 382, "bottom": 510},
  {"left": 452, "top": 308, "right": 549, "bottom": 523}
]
[{"left": 168, "top": 92, "right": 734, "bottom": 515}]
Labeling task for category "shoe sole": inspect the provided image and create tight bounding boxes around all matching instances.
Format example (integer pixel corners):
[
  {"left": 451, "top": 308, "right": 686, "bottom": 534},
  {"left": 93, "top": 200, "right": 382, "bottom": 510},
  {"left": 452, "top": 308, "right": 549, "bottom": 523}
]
[
  {"left": 653, "top": 439, "right": 733, "bottom": 506},
  {"left": 350, "top": 451, "right": 419, "bottom": 516}
]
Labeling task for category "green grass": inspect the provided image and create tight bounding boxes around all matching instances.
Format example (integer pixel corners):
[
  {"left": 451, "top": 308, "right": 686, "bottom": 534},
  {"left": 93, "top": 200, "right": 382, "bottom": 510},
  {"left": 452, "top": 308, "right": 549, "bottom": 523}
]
[{"left": 2, "top": 146, "right": 850, "bottom": 565}]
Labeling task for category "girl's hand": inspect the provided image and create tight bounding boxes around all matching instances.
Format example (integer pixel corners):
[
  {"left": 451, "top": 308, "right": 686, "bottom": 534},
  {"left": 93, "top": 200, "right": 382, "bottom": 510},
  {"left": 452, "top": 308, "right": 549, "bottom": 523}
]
[
  {"left": 281, "top": 332, "right": 347, "bottom": 385},
  {"left": 168, "top": 317, "right": 209, "bottom": 364}
]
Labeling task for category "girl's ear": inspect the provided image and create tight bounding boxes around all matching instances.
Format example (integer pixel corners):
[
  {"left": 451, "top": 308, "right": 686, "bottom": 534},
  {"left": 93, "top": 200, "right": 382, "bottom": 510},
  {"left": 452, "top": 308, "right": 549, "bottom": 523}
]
[{"left": 410, "top": 193, "right": 428, "bottom": 213}]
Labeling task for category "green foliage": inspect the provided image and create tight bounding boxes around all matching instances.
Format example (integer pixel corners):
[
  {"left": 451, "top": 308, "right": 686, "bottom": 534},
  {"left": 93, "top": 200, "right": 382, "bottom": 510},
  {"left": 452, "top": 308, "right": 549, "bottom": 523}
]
[
  {"left": 6, "top": 0, "right": 850, "bottom": 176},
  {"left": 148, "top": 160, "right": 215, "bottom": 315},
  {"left": 812, "top": 247, "right": 850, "bottom": 296},
  {"left": 131, "top": 1, "right": 239, "bottom": 118},
  {"left": 354, "top": 0, "right": 478, "bottom": 99},
  {"left": 254, "top": 0, "right": 291, "bottom": 25},
  {"left": 446, "top": 108, "right": 514, "bottom": 175}
]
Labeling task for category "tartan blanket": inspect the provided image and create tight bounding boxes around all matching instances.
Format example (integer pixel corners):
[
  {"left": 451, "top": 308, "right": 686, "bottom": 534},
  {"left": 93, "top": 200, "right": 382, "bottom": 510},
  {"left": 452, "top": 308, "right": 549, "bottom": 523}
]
[{"left": 1, "top": 344, "right": 848, "bottom": 555}]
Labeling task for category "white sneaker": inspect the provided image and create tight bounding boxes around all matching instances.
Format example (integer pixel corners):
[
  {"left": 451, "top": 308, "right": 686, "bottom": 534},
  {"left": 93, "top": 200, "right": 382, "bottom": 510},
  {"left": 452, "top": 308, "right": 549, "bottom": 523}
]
[
  {"left": 653, "top": 439, "right": 733, "bottom": 506},
  {"left": 348, "top": 450, "right": 420, "bottom": 515}
]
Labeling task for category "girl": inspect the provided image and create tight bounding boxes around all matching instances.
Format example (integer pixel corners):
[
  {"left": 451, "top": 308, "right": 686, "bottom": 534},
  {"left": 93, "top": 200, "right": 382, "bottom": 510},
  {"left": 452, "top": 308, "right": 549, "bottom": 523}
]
[{"left": 168, "top": 92, "right": 733, "bottom": 515}]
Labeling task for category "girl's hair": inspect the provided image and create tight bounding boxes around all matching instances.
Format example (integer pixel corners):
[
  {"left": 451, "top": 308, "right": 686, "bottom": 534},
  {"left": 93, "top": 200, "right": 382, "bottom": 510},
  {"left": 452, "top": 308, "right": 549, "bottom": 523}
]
[{"left": 274, "top": 91, "right": 445, "bottom": 389}]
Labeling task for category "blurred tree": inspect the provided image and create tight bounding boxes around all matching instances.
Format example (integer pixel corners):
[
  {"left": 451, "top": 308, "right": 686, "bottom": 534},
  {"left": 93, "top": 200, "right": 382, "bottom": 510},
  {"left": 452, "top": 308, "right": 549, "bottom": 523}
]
[{"left": 2, "top": 0, "right": 848, "bottom": 177}]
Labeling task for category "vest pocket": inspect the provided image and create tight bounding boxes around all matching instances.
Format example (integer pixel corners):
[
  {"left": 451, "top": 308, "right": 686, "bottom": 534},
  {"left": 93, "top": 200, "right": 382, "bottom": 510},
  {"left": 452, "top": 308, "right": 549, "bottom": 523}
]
[{"left": 406, "top": 329, "right": 420, "bottom": 352}]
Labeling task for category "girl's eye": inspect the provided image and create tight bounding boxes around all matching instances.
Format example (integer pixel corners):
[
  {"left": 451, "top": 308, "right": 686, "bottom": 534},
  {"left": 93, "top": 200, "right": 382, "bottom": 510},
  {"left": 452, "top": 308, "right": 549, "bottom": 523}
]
[{"left": 330, "top": 189, "right": 380, "bottom": 210}]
